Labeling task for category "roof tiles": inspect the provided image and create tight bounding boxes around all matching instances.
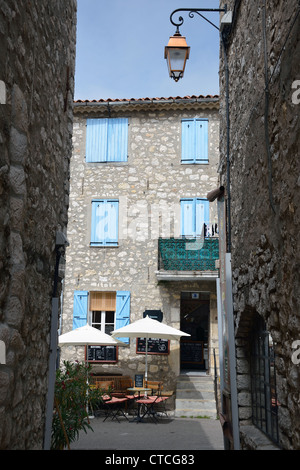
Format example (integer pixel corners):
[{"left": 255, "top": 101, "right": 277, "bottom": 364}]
[{"left": 74, "top": 94, "right": 219, "bottom": 104}]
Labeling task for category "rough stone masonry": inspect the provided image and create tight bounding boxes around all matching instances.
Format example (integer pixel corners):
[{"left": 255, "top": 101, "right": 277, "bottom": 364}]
[
  {"left": 0, "top": 1, "right": 77, "bottom": 449},
  {"left": 219, "top": 0, "right": 300, "bottom": 450}
]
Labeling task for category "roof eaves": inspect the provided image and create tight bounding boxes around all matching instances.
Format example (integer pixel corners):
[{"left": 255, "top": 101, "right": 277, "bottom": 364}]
[{"left": 74, "top": 95, "right": 219, "bottom": 108}]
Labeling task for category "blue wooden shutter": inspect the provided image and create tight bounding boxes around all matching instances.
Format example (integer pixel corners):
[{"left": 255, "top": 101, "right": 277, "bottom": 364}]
[
  {"left": 107, "top": 118, "right": 128, "bottom": 162},
  {"left": 73, "top": 291, "right": 88, "bottom": 329},
  {"left": 105, "top": 200, "right": 119, "bottom": 245},
  {"left": 195, "top": 119, "right": 208, "bottom": 163},
  {"left": 86, "top": 118, "right": 108, "bottom": 162},
  {"left": 91, "top": 200, "right": 105, "bottom": 245},
  {"left": 115, "top": 291, "right": 130, "bottom": 344},
  {"left": 181, "top": 119, "right": 195, "bottom": 164},
  {"left": 181, "top": 198, "right": 195, "bottom": 237},
  {"left": 91, "top": 200, "right": 119, "bottom": 246},
  {"left": 195, "top": 199, "right": 209, "bottom": 235}
]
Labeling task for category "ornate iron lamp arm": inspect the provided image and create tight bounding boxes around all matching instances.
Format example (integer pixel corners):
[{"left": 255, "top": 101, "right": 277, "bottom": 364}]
[{"left": 170, "top": 6, "right": 227, "bottom": 32}]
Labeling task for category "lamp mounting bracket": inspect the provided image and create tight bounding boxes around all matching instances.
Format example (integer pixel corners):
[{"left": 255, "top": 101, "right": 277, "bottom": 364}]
[{"left": 170, "top": 5, "right": 227, "bottom": 32}]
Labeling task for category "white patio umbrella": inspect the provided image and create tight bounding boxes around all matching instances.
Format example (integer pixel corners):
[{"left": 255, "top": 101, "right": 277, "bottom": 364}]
[
  {"left": 59, "top": 323, "right": 126, "bottom": 417},
  {"left": 58, "top": 323, "right": 126, "bottom": 380},
  {"left": 59, "top": 323, "right": 125, "bottom": 347},
  {"left": 111, "top": 315, "right": 190, "bottom": 384}
]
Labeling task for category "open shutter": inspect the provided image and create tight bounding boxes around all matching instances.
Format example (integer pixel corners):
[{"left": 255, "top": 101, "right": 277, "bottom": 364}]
[
  {"left": 181, "top": 198, "right": 195, "bottom": 237},
  {"left": 195, "top": 199, "right": 209, "bottom": 236},
  {"left": 73, "top": 291, "right": 88, "bottom": 329},
  {"left": 86, "top": 118, "right": 108, "bottom": 162},
  {"left": 115, "top": 291, "right": 130, "bottom": 344},
  {"left": 105, "top": 200, "right": 119, "bottom": 245},
  {"left": 181, "top": 119, "right": 195, "bottom": 164},
  {"left": 91, "top": 200, "right": 105, "bottom": 245},
  {"left": 107, "top": 118, "right": 128, "bottom": 162},
  {"left": 195, "top": 119, "right": 208, "bottom": 163}
]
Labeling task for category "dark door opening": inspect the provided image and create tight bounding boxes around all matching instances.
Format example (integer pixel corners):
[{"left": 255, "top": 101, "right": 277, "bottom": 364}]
[{"left": 180, "top": 291, "right": 210, "bottom": 371}]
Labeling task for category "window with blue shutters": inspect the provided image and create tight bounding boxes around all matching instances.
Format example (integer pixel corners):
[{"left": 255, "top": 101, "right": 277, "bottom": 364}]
[
  {"left": 91, "top": 199, "right": 119, "bottom": 246},
  {"left": 181, "top": 118, "right": 208, "bottom": 164},
  {"left": 180, "top": 198, "right": 209, "bottom": 237},
  {"left": 72, "top": 290, "right": 131, "bottom": 346},
  {"left": 72, "top": 291, "right": 88, "bottom": 329},
  {"left": 86, "top": 118, "right": 128, "bottom": 162},
  {"left": 71, "top": 290, "right": 131, "bottom": 363}
]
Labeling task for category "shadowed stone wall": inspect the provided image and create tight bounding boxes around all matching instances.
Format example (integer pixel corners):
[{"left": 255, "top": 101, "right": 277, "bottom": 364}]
[
  {"left": 0, "top": 1, "right": 77, "bottom": 449},
  {"left": 219, "top": 0, "right": 300, "bottom": 450}
]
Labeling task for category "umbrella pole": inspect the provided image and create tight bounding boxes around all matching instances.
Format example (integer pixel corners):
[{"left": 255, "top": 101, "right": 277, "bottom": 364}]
[
  {"left": 86, "top": 345, "right": 91, "bottom": 421},
  {"left": 145, "top": 337, "right": 148, "bottom": 396}
]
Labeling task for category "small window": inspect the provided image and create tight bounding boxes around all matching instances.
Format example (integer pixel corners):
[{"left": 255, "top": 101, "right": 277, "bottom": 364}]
[
  {"left": 91, "top": 199, "right": 119, "bottom": 246},
  {"left": 90, "top": 292, "right": 116, "bottom": 334},
  {"left": 92, "top": 311, "right": 115, "bottom": 335},
  {"left": 250, "top": 316, "right": 279, "bottom": 444},
  {"left": 86, "top": 118, "right": 128, "bottom": 162},
  {"left": 181, "top": 118, "right": 208, "bottom": 164}
]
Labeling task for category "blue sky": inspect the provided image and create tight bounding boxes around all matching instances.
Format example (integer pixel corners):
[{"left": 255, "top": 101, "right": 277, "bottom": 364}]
[{"left": 74, "top": 0, "right": 221, "bottom": 101}]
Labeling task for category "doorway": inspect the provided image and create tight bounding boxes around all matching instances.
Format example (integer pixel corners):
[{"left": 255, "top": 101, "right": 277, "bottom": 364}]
[{"left": 180, "top": 291, "right": 210, "bottom": 371}]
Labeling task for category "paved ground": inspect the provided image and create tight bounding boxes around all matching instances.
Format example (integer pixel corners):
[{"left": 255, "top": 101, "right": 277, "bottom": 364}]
[{"left": 70, "top": 415, "right": 224, "bottom": 451}]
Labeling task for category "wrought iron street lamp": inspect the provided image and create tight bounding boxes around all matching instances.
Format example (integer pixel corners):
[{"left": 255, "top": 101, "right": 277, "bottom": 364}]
[
  {"left": 165, "top": 6, "right": 228, "bottom": 82},
  {"left": 164, "top": 29, "right": 190, "bottom": 82}
]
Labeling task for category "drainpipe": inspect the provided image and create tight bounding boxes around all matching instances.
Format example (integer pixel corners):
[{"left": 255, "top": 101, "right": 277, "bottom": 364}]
[
  {"left": 44, "top": 232, "right": 69, "bottom": 450},
  {"left": 221, "top": 32, "right": 231, "bottom": 254}
]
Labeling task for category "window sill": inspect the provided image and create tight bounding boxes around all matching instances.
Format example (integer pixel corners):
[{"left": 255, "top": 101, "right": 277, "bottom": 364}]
[
  {"left": 86, "top": 161, "right": 128, "bottom": 166},
  {"left": 90, "top": 244, "right": 119, "bottom": 248},
  {"left": 181, "top": 161, "right": 209, "bottom": 165}
]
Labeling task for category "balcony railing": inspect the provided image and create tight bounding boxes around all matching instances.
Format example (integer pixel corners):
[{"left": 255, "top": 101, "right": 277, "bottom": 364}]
[{"left": 158, "top": 237, "right": 219, "bottom": 272}]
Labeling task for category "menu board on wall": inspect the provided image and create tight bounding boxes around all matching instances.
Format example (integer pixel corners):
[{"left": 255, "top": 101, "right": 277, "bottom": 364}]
[
  {"left": 87, "top": 345, "right": 117, "bottom": 362},
  {"left": 136, "top": 338, "right": 169, "bottom": 355}
]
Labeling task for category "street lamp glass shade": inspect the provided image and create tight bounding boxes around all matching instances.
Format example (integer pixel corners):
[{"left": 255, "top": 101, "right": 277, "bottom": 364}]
[{"left": 165, "top": 33, "right": 190, "bottom": 82}]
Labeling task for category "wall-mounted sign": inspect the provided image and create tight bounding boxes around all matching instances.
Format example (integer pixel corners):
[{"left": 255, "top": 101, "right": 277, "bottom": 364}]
[
  {"left": 136, "top": 337, "right": 169, "bottom": 355},
  {"left": 86, "top": 345, "right": 117, "bottom": 363},
  {"left": 143, "top": 310, "right": 163, "bottom": 322}
]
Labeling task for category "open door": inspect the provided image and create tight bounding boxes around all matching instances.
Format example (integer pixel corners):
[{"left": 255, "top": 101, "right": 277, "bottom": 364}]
[{"left": 180, "top": 292, "right": 210, "bottom": 371}]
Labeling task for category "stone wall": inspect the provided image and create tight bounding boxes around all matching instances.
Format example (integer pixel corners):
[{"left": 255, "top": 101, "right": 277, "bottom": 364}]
[
  {"left": 219, "top": 0, "right": 300, "bottom": 449},
  {"left": 0, "top": 1, "right": 76, "bottom": 449},
  {"left": 61, "top": 99, "right": 220, "bottom": 391}
]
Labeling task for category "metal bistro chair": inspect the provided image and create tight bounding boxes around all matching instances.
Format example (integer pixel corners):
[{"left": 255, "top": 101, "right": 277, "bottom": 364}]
[
  {"left": 103, "top": 396, "right": 129, "bottom": 423},
  {"left": 145, "top": 381, "right": 169, "bottom": 418},
  {"left": 93, "top": 380, "right": 129, "bottom": 423},
  {"left": 135, "top": 381, "right": 169, "bottom": 422},
  {"left": 93, "top": 380, "right": 114, "bottom": 418},
  {"left": 135, "top": 394, "right": 161, "bottom": 423}
]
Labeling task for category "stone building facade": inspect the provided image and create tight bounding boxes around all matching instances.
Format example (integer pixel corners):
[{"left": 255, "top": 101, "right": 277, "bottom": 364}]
[
  {"left": 61, "top": 96, "right": 221, "bottom": 394},
  {"left": 219, "top": 0, "right": 300, "bottom": 450},
  {"left": 0, "top": 1, "right": 77, "bottom": 449}
]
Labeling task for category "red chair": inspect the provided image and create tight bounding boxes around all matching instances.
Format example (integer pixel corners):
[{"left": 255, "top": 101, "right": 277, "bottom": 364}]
[
  {"left": 103, "top": 396, "right": 129, "bottom": 422},
  {"left": 135, "top": 395, "right": 161, "bottom": 423},
  {"left": 145, "top": 381, "right": 170, "bottom": 418}
]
